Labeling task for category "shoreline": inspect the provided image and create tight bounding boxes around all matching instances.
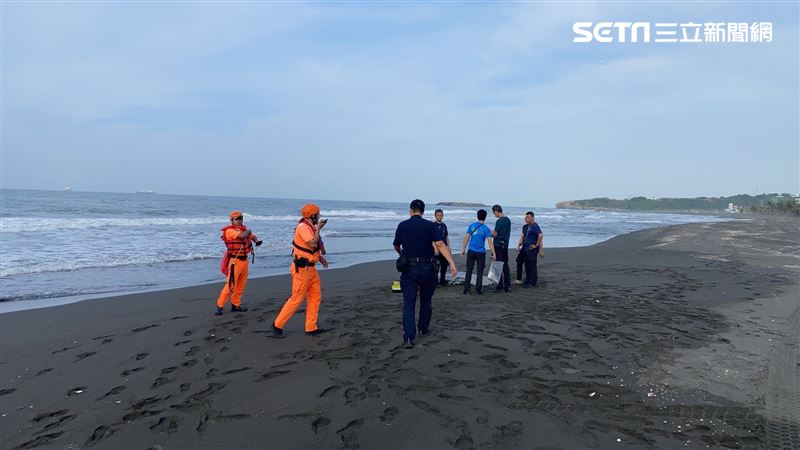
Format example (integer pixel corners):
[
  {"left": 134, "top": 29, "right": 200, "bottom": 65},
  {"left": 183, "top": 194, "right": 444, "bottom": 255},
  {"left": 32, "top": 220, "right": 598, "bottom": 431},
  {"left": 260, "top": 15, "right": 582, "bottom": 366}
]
[
  {"left": 1, "top": 216, "right": 738, "bottom": 314},
  {"left": 1, "top": 217, "right": 797, "bottom": 449}
]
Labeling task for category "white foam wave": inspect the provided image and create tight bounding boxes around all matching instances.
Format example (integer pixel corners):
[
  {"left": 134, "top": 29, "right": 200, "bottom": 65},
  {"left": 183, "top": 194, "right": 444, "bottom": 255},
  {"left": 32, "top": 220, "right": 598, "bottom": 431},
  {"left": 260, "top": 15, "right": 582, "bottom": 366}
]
[
  {"left": 533, "top": 214, "right": 566, "bottom": 221},
  {"left": 0, "top": 209, "right": 423, "bottom": 232},
  {"left": 0, "top": 252, "right": 217, "bottom": 277},
  {"left": 0, "top": 216, "right": 227, "bottom": 232}
]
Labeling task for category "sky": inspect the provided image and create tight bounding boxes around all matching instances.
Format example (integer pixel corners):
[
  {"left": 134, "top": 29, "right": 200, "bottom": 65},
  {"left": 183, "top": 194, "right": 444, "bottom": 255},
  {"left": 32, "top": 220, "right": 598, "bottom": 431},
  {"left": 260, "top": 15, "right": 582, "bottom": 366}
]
[{"left": 2, "top": 2, "right": 798, "bottom": 207}]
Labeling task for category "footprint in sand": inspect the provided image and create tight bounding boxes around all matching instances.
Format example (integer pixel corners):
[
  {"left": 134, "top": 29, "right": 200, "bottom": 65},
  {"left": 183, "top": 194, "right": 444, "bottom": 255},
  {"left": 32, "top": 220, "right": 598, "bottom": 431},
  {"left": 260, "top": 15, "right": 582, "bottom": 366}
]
[
  {"left": 379, "top": 406, "right": 399, "bottom": 423},
  {"left": 35, "top": 368, "right": 54, "bottom": 377},
  {"left": 19, "top": 431, "right": 65, "bottom": 449},
  {"left": 182, "top": 359, "right": 198, "bottom": 368},
  {"left": 196, "top": 411, "right": 250, "bottom": 432},
  {"left": 184, "top": 346, "right": 200, "bottom": 357},
  {"left": 52, "top": 345, "right": 80, "bottom": 355},
  {"left": 493, "top": 420, "right": 524, "bottom": 447},
  {"left": 95, "top": 386, "right": 126, "bottom": 401},
  {"left": 336, "top": 419, "right": 365, "bottom": 449},
  {"left": 149, "top": 415, "right": 181, "bottom": 434},
  {"left": 312, "top": 416, "right": 331, "bottom": 434},
  {"left": 344, "top": 388, "right": 366, "bottom": 403},
  {"left": 411, "top": 400, "right": 441, "bottom": 416},
  {"left": 135, "top": 352, "right": 149, "bottom": 361},
  {"left": 0, "top": 388, "right": 17, "bottom": 396},
  {"left": 474, "top": 408, "right": 489, "bottom": 424},
  {"left": 66, "top": 386, "right": 87, "bottom": 397},
  {"left": 222, "top": 367, "right": 252, "bottom": 376},
  {"left": 151, "top": 377, "right": 171, "bottom": 389},
  {"left": 32, "top": 409, "right": 69, "bottom": 422},
  {"left": 364, "top": 382, "right": 381, "bottom": 397},
  {"left": 130, "top": 394, "right": 169, "bottom": 410},
  {"left": 131, "top": 324, "right": 160, "bottom": 333},
  {"left": 36, "top": 414, "right": 77, "bottom": 433},
  {"left": 180, "top": 383, "right": 192, "bottom": 392},
  {"left": 319, "top": 385, "right": 341, "bottom": 397},
  {"left": 121, "top": 367, "right": 145, "bottom": 376},
  {"left": 122, "top": 409, "right": 163, "bottom": 422},
  {"left": 254, "top": 370, "right": 290, "bottom": 382},
  {"left": 84, "top": 424, "right": 116, "bottom": 447},
  {"left": 454, "top": 434, "right": 475, "bottom": 450},
  {"left": 482, "top": 343, "right": 508, "bottom": 352},
  {"left": 173, "top": 340, "right": 192, "bottom": 347}
]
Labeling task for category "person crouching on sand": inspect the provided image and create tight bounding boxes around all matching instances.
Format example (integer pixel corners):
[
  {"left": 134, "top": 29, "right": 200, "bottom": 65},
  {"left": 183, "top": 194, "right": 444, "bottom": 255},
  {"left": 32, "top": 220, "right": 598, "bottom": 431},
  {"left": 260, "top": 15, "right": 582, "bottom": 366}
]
[
  {"left": 272, "top": 204, "right": 329, "bottom": 338},
  {"left": 216, "top": 211, "right": 262, "bottom": 315}
]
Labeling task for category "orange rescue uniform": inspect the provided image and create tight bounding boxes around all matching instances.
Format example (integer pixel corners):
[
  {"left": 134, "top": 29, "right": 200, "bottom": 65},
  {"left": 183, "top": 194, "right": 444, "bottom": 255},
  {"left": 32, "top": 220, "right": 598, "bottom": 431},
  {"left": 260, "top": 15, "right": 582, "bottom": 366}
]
[
  {"left": 217, "top": 227, "right": 253, "bottom": 308},
  {"left": 274, "top": 220, "right": 322, "bottom": 332}
]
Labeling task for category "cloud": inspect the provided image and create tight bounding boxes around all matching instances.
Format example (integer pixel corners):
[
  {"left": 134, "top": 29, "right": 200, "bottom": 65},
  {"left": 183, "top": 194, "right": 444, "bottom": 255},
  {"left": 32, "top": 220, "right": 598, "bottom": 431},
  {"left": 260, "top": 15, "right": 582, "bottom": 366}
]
[{"left": 2, "top": 2, "right": 797, "bottom": 204}]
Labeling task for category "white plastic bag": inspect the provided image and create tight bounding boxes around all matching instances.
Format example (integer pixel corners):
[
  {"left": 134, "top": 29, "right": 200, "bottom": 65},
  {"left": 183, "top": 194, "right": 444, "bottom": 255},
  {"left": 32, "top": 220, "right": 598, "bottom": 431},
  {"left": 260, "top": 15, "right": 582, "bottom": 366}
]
[
  {"left": 487, "top": 261, "right": 504, "bottom": 283},
  {"left": 450, "top": 271, "right": 494, "bottom": 286}
]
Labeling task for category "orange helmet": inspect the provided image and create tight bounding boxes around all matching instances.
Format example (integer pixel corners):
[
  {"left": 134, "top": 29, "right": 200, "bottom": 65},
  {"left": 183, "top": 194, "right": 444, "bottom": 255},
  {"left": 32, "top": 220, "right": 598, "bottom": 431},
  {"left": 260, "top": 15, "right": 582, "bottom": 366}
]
[
  {"left": 301, "top": 204, "right": 320, "bottom": 218},
  {"left": 229, "top": 210, "right": 243, "bottom": 220}
]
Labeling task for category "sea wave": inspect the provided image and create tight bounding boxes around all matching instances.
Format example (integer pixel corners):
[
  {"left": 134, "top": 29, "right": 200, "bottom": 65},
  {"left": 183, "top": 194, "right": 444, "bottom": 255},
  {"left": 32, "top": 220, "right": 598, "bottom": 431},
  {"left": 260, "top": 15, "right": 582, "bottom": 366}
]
[
  {"left": 0, "top": 209, "right": 425, "bottom": 232},
  {"left": 0, "top": 252, "right": 218, "bottom": 277},
  {"left": 0, "top": 283, "right": 159, "bottom": 302},
  {"left": 326, "top": 231, "right": 395, "bottom": 238}
]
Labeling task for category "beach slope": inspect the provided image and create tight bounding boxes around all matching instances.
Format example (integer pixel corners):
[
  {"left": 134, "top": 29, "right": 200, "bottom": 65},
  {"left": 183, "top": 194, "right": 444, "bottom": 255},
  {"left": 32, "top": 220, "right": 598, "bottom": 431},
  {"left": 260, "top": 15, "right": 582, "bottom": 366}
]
[{"left": 1, "top": 218, "right": 798, "bottom": 449}]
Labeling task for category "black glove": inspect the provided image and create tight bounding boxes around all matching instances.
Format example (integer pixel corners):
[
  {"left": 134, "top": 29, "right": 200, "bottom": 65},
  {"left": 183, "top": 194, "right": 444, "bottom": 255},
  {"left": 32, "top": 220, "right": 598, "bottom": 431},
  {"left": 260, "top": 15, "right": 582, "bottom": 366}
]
[{"left": 255, "top": 240, "right": 263, "bottom": 247}]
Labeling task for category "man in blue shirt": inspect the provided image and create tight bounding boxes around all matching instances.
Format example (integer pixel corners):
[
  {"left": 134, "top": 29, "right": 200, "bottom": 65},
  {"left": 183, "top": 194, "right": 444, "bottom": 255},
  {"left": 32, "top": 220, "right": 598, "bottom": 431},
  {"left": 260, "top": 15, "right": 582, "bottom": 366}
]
[
  {"left": 394, "top": 199, "right": 457, "bottom": 349},
  {"left": 491, "top": 204, "right": 512, "bottom": 293},
  {"left": 461, "top": 209, "right": 496, "bottom": 295},
  {"left": 432, "top": 209, "right": 451, "bottom": 286},
  {"left": 521, "top": 211, "right": 544, "bottom": 287}
]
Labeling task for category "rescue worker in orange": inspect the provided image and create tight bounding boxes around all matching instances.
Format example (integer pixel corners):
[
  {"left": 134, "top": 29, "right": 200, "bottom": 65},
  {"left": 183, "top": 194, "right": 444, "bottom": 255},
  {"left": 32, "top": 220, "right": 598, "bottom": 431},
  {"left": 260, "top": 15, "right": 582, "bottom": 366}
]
[
  {"left": 272, "top": 204, "right": 329, "bottom": 338},
  {"left": 215, "top": 211, "right": 262, "bottom": 315}
]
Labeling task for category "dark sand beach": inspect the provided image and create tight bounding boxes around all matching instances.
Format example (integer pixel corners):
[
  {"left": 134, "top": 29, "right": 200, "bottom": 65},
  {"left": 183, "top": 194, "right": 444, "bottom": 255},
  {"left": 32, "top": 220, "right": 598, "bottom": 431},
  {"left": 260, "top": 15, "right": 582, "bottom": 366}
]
[{"left": 1, "top": 218, "right": 798, "bottom": 449}]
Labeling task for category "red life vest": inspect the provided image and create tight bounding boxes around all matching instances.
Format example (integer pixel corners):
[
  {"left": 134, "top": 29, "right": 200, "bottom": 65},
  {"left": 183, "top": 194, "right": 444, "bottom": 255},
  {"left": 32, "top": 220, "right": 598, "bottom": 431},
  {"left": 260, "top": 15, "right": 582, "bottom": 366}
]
[{"left": 222, "top": 225, "right": 253, "bottom": 258}]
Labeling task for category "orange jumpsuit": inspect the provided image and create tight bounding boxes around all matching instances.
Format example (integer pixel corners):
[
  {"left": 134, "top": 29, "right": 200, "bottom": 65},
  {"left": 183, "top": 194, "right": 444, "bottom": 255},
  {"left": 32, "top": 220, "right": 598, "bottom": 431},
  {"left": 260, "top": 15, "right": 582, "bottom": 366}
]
[
  {"left": 217, "top": 228, "right": 253, "bottom": 308},
  {"left": 274, "top": 221, "right": 322, "bottom": 332}
]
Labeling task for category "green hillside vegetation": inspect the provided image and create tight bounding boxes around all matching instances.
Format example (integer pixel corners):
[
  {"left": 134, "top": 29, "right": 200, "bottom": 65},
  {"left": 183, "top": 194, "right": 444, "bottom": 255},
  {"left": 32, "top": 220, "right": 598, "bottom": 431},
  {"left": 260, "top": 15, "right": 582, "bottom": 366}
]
[
  {"left": 556, "top": 194, "right": 799, "bottom": 215},
  {"left": 752, "top": 197, "right": 800, "bottom": 215}
]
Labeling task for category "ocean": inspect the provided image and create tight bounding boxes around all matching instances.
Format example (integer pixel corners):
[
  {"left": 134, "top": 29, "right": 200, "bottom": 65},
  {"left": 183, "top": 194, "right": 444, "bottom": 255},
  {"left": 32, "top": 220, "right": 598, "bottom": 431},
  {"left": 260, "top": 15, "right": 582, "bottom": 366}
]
[{"left": 0, "top": 189, "right": 729, "bottom": 312}]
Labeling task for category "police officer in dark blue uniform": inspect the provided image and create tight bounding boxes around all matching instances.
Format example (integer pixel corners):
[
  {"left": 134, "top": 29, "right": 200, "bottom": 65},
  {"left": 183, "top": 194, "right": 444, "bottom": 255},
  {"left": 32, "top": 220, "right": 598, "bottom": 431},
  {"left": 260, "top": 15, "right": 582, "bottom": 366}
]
[{"left": 393, "top": 199, "right": 457, "bottom": 349}]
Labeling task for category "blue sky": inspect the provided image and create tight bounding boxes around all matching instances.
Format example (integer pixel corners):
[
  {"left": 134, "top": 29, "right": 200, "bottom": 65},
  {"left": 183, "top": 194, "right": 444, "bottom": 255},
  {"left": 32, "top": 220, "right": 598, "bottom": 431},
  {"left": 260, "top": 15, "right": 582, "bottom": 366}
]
[{"left": 2, "top": 2, "right": 797, "bottom": 206}]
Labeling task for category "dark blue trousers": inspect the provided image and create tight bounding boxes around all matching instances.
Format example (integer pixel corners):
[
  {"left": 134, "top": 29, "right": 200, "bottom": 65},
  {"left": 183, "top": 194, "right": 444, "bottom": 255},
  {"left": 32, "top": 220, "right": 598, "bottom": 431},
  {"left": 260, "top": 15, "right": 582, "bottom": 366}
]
[{"left": 400, "top": 263, "right": 436, "bottom": 340}]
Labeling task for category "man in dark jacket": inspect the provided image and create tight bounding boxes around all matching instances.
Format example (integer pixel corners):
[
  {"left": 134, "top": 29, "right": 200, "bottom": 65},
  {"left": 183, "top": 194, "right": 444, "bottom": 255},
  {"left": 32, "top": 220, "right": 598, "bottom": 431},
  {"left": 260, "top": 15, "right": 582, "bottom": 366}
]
[{"left": 393, "top": 199, "right": 457, "bottom": 349}]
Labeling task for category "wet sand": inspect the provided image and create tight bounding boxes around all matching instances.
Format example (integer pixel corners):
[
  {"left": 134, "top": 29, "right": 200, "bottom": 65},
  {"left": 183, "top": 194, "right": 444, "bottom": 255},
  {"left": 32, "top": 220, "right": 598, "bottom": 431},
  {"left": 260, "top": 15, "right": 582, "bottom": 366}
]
[{"left": 1, "top": 218, "right": 798, "bottom": 449}]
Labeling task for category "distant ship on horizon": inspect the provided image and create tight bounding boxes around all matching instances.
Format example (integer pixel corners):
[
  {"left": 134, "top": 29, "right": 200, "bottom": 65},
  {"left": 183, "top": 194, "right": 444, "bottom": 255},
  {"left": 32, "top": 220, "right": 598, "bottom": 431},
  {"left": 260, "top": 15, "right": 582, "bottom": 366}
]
[
  {"left": 63, "top": 186, "right": 72, "bottom": 192},
  {"left": 135, "top": 189, "right": 156, "bottom": 194}
]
